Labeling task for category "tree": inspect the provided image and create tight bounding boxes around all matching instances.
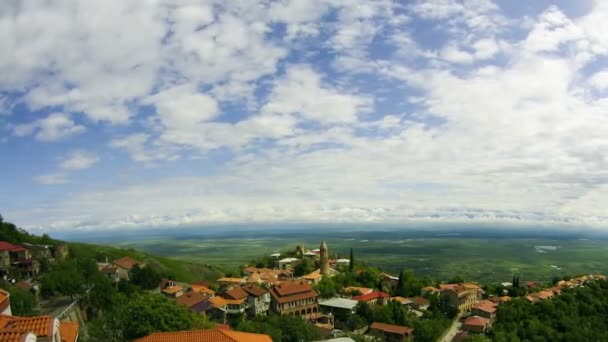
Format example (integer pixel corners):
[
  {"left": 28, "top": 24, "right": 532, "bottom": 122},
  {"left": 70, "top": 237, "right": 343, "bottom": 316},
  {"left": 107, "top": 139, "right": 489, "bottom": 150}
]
[
  {"left": 6, "top": 287, "right": 37, "bottom": 316},
  {"left": 88, "top": 274, "right": 117, "bottom": 313},
  {"left": 118, "top": 293, "right": 195, "bottom": 340},
  {"left": 448, "top": 275, "right": 465, "bottom": 284},
  {"left": 41, "top": 260, "right": 85, "bottom": 300},
  {"left": 293, "top": 258, "right": 315, "bottom": 277},
  {"left": 349, "top": 248, "right": 354, "bottom": 273},
  {"left": 130, "top": 265, "right": 162, "bottom": 290},
  {"left": 315, "top": 277, "right": 337, "bottom": 298},
  {"left": 356, "top": 301, "right": 373, "bottom": 323}
]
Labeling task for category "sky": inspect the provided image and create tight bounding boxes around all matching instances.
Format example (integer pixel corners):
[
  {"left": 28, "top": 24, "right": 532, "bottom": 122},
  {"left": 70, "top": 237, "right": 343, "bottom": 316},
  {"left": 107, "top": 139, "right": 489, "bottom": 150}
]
[{"left": 1, "top": 0, "right": 607, "bottom": 233}]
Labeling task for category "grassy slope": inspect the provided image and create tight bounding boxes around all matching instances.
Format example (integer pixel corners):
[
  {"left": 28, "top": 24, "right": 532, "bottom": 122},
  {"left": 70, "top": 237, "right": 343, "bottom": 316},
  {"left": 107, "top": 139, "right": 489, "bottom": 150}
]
[{"left": 68, "top": 242, "right": 223, "bottom": 284}]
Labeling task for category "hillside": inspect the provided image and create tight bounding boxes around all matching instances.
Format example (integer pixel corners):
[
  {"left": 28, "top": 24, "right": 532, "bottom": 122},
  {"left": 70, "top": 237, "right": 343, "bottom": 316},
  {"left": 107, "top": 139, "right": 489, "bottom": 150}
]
[{"left": 0, "top": 219, "right": 223, "bottom": 284}]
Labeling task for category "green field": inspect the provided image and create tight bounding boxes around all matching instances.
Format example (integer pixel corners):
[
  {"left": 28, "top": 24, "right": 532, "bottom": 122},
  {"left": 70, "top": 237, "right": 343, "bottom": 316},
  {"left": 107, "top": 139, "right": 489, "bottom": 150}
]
[{"left": 89, "top": 228, "right": 608, "bottom": 284}]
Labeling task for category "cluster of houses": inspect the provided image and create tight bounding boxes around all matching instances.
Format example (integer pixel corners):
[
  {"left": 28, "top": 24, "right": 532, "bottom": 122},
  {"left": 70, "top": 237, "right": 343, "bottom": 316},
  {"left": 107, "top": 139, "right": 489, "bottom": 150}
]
[{"left": 0, "top": 241, "right": 68, "bottom": 279}]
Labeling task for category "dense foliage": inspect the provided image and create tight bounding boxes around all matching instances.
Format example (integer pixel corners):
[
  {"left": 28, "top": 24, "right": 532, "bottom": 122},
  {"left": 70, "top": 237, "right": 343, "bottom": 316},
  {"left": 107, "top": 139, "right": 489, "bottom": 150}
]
[
  {"left": 236, "top": 315, "right": 321, "bottom": 342},
  {"left": 491, "top": 280, "right": 608, "bottom": 341},
  {"left": 0, "top": 220, "right": 56, "bottom": 245},
  {"left": 87, "top": 292, "right": 214, "bottom": 341}
]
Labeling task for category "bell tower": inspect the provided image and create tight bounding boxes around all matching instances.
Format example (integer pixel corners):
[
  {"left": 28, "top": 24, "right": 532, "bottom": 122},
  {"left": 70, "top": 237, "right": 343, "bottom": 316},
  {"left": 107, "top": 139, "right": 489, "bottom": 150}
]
[{"left": 320, "top": 241, "right": 329, "bottom": 276}]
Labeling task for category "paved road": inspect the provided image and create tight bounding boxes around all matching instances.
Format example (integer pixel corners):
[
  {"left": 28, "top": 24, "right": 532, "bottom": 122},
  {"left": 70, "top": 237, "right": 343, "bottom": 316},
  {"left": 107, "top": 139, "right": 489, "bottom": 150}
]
[{"left": 440, "top": 314, "right": 463, "bottom": 342}]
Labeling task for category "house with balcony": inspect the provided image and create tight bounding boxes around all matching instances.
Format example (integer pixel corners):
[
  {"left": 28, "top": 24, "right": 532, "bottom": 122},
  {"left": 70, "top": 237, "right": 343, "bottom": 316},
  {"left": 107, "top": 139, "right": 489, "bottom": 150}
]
[
  {"left": 242, "top": 285, "right": 270, "bottom": 316},
  {"left": 269, "top": 280, "right": 319, "bottom": 318},
  {"left": 0, "top": 241, "right": 39, "bottom": 278}
]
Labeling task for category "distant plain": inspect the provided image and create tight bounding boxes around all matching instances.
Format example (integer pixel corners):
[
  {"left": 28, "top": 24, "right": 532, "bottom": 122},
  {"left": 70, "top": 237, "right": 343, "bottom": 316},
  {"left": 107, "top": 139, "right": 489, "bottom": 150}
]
[{"left": 67, "top": 224, "right": 608, "bottom": 284}]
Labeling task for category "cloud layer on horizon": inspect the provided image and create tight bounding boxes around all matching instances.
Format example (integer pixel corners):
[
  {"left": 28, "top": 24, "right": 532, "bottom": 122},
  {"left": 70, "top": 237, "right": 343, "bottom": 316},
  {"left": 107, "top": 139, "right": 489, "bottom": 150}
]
[{"left": 1, "top": 0, "right": 607, "bottom": 232}]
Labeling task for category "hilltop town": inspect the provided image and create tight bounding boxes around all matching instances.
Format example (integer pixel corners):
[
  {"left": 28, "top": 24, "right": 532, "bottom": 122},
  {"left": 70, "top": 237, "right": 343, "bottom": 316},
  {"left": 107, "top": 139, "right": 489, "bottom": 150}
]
[{"left": 1, "top": 217, "right": 608, "bottom": 342}]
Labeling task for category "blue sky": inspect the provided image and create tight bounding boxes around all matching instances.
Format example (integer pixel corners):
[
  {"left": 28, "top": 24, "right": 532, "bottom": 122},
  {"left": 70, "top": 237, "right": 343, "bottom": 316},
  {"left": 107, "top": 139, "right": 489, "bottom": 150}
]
[{"left": 1, "top": 0, "right": 607, "bottom": 233}]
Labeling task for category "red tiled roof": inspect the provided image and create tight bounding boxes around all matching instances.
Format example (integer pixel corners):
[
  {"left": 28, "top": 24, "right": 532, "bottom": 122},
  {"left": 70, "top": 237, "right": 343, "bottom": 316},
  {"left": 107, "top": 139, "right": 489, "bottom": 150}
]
[
  {"left": 464, "top": 316, "right": 490, "bottom": 327},
  {"left": 439, "top": 283, "right": 460, "bottom": 291},
  {"left": 191, "top": 285, "right": 215, "bottom": 296},
  {"left": 352, "top": 291, "right": 390, "bottom": 302},
  {"left": 0, "top": 315, "right": 54, "bottom": 337},
  {"left": 269, "top": 281, "right": 317, "bottom": 304},
  {"left": 370, "top": 322, "right": 413, "bottom": 335},
  {"left": 162, "top": 286, "right": 183, "bottom": 295},
  {"left": 273, "top": 280, "right": 314, "bottom": 296},
  {"left": 473, "top": 300, "right": 497, "bottom": 314},
  {"left": 411, "top": 296, "right": 430, "bottom": 306},
  {"left": 113, "top": 256, "right": 142, "bottom": 270},
  {"left": 224, "top": 287, "right": 248, "bottom": 300},
  {"left": 14, "top": 281, "right": 32, "bottom": 291},
  {"left": 0, "top": 330, "right": 33, "bottom": 342},
  {"left": 135, "top": 329, "right": 272, "bottom": 342},
  {"left": 242, "top": 285, "right": 267, "bottom": 297},
  {"left": 0, "top": 242, "right": 26, "bottom": 253},
  {"left": 176, "top": 292, "right": 208, "bottom": 309},
  {"left": 60, "top": 321, "right": 79, "bottom": 342}
]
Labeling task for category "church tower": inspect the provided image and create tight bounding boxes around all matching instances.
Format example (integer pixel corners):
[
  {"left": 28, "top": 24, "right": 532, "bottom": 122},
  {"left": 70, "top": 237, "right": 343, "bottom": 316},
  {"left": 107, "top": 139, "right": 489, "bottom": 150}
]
[{"left": 320, "top": 240, "right": 329, "bottom": 276}]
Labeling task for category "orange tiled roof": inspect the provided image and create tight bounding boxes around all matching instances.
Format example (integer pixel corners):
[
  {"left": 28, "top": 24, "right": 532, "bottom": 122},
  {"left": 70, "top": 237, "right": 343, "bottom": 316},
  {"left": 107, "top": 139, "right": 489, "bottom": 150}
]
[
  {"left": 113, "top": 256, "right": 142, "bottom": 270},
  {"left": 269, "top": 281, "right": 317, "bottom": 304},
  {"left": 344, "top": 286, "right": 373, "bottom": 295},
  {"left": 191, "top": 284, "right": 215, "bottom": 296},
  {"left": 224, "top": 287, "right": 248, "bottom": 300},
  {"left": 302, "top": 271, "right": 322, "bottom": 280},
  {"left": 217, "top": 278, "right": 246, "bottom": 284},
  {"left": 473, "top": 300, "right": 497, "bottom": 314},
  {"left": 370, "top": 322, "right": 413, "bottom": 335},
  {"left": 422, "top": 286, "right": 439, "bottom": 292},
  {"left": 0, "top": 315, "right": 55, "bottom": 337},
  {"left": 0, "top": 330, "right": 34, "bottom": 342},
  {"left": 209, "top": 296, "right": 228, "bottom": 308},
  {"left": 242, "top": 285, "right": 267, "bottom": 297},
  {"left": 176, "top": 292, "right": 208, "bottom": 308},
  {"left": 135, "top": 329, "right": 272, "bottom": 342},
  {"left": 162, "top": 286, "right": 183, "bottom": 295},
  {"left": 464, "top": 316, "right": 490, "bottom": 327},
  {"left": 60, "top": 321, "right": 79, "bottom": 342},
  {"left": 439, "top": 284, "right": 460, "bottom": 291},
  {"left": 411, "top": 296, "right": 430, "bottom": 306},
  {"left": 352, "top": 291, "right": 390, "bottom": 302},
  {"left": 273, "top": 280, "right": 314, "bottom": 296}
]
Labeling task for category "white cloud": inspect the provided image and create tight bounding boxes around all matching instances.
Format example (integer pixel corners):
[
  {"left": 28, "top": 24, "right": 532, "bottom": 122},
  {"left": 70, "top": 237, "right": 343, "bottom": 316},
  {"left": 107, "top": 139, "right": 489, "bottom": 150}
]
[
  {"left": 33, "top": 173, "right": 69, "bottom": 185},
  {"left": 263, "top": 65, "right": 372, "bottom": 123},
  {"left": 13, "top": 113, "right": 85, "bottom": 141},
  {"left": 59, "top": 151, "right": 99, "bottom": 171},
  {"left": 589, "top": 70, "right": 608, "bottom": 91}
]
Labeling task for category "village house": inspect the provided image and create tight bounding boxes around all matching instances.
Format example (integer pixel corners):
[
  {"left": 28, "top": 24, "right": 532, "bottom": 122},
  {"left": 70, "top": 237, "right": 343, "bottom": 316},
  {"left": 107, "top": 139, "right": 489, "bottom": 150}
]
[
  {"left": 380, "top": 272, "right": 399, "bottom": 292},
  {"left": 112, "top": 256, "right": 145, "bottom": 281},
  {"left": 410, "top": 296, "right": 430, "bottom": 311},
  {"left": 319, "top": 297, "right": 358, "bottom": 323},
  {"left": 217, "top": 277, "right": 246, "bottom": 291},
  {"left": 302, "top": 270, "right": 323, "bottom": 285},
  {"left": 135, "top": 328, "right": 272, "bottom": 342},
  {"left": 368, "top": 322, "right": 413, "bottom": 342},
  {"left": 190, "top": 282, "right": 215, "bottom": 297},
  {"left": 175, "top": 291, "right": 211, "bottom": 314},
  {"left": 242, "top": 285, "right": 270, "bottom": 316},
  {"left": 441, "top": 283, "right": 482, "bottom": 312},
  {"left": 420, "top": 286, "right": 440, "bottom": 297},
  {"left": 463, "top": 316, "right": 491, "bottom": 333},
  {"left": 344, "top": 286, "right": 373, "bottom": 296},
  {"left": 526, "top": 290, "right": 555, "bottom": 303},
  {"left": 52, "top": 244, "right": 69, "bottom": 262},
  {"left": 391, "top": 296, "right": 413, "bottom": 306},
  {"left": 352, "top": 291, "right": 390, "bottom": 306},
  {"left": 21, "top": 243, "right": 53, "bottom": 261},
  {"left": 160, "top": 280, "right": 184, "bottom": 298},
  {"left": 269, "top": 280, "right": 319, "bottom": 318},
  {"left": 277, "top": 257, "right": 299, "bottom": 270},
  {"left": 0, "top": 241, "right": 39, "bottom": 278},
  {"left": 471, "top": 300, "right": 498, "bottom": 321}
]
